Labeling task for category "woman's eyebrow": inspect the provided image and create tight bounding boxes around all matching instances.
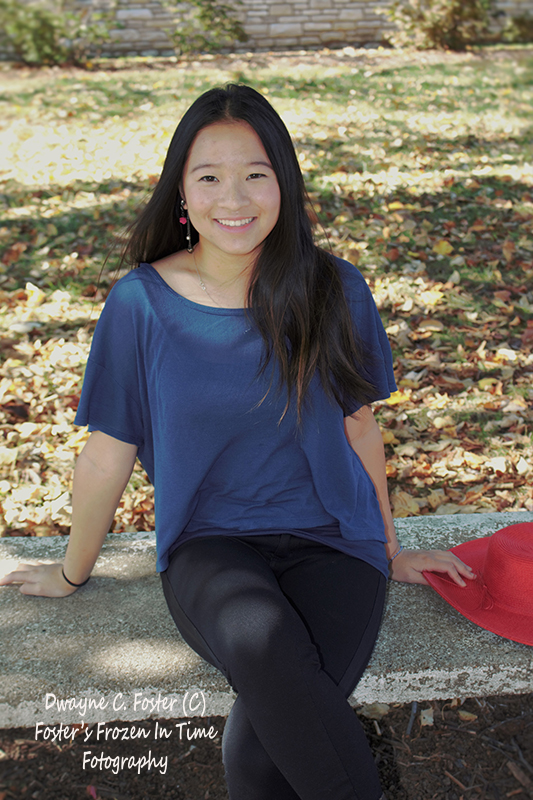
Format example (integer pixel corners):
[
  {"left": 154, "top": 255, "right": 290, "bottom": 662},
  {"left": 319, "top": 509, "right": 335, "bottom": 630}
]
[{"left": 190, "top": 160, "right": 273, "bottom": 173}]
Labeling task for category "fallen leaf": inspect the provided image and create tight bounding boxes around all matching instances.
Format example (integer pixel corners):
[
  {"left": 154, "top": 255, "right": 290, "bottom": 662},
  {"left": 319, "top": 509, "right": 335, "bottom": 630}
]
[
  {"left": 385, "top": 247, "right": 401, "bottom": 262},
  {"left": 419, "top": 288, "right": 444, "bottom": 307},
  {"left": 420, "top": 708, "right": 434, "bottom": 726},
  {"left": 485, "top": 456, "right": 508, "bottom": 473},
  {"left": 386, "top": 389, "right": 412, "bottom": 405},
  {"left": 432, "top": 415, "right": 455, "bottom": 429},
  {"left": 478, "top": 377, "right": 499, "bottom": 390},
  {"left": 391, "top": 491, "right": 420, "bottom": 518},
  {"left": 521, "top": 326, "right": 533, "bottom": 345},
  {"left": 502, "top": 240, "right": 515, "bottom": 263},
  {"left": 463, "top": 452, "right": 486, "bottom": 469},
  {"left": 358, "top": 703, "right": 391, "bottom": 720},
  {"left": 427, "top": 489, "right": 446, "bottom": 508},
  {"left": 25, "top": 282, "right": 46, "bottom": 308},
  {"left": 516, "top": 457, "right": 531, "bottom": 475},
  {"left": 435, "top": 503, "right": 463, "bottom": 515},
  {"left": 418, "top": 319, "right": 445, "bottom": 332},
  {"left": 382, "top": 430, "right": 400, "bottom": 445},
  {"left": 432, "top": 239, "right": 454, "bottom": 256},
  {"left": 494, "top": 290, "right": 512, "bottom": 303},
  {"left": 458, "top": 709, "right": 478, "bottom": 722}
]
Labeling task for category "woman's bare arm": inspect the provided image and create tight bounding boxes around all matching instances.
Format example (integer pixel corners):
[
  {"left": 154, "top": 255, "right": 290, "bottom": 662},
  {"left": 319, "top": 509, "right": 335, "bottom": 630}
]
[
  {"left": 0, "top": 431, "right": 138, "bottom": 596},
  {"left": 344, "top": 406, "right": 475, "bottom": 586}
]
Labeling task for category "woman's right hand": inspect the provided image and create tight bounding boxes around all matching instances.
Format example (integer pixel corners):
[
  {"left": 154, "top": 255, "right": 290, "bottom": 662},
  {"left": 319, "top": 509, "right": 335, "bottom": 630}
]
[
  {"left": 0, "top": 432, "right": 136, "bottom": 599},
  {"left": 0, "top": 562, "right": 81, "bottom": 597}
]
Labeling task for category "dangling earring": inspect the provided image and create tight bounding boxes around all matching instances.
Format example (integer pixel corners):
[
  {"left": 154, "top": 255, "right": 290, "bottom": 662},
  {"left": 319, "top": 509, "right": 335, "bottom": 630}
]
[{"left": 179, "top": 199, "right": 193, "bottom": 253}]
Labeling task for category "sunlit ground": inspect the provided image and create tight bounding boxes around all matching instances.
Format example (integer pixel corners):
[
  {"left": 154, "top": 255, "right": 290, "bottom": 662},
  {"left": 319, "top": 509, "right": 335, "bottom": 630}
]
[{"left": 0, "top": 45, "right": 532, "bottom": 535}]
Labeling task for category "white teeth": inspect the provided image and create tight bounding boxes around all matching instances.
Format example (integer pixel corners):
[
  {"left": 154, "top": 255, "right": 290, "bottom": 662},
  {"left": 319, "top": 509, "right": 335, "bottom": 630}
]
[{"left": 217, "top": 218, "right": 253, "bottom": 227}]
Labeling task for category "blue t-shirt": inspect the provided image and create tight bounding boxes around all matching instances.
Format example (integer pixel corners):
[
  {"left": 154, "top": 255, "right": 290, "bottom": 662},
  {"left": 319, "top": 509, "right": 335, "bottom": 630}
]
[{"left": 74, "top": 258, "right": 397, "bottom": 575}]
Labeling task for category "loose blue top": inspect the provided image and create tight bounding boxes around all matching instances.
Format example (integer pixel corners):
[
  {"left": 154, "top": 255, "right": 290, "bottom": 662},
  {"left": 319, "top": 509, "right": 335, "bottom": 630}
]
[{"left": 74, "top": 259, "right": 397, "bottom": 575}]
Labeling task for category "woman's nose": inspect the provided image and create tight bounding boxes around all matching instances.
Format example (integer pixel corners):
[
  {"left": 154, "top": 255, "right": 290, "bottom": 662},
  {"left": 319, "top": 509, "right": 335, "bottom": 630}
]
[{"left": 222, "top": 178, "right": 248, "bottom": 208}]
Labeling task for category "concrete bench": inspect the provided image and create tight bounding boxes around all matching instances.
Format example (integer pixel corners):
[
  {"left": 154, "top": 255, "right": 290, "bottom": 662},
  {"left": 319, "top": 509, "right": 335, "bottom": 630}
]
[{"left": 1, "top": 511, "right": 532, "bottom": 729}]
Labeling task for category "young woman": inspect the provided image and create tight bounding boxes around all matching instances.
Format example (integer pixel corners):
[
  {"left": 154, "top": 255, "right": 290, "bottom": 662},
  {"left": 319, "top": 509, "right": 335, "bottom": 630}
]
[{"left": 1, "top": 84, "right": 474, "bottom": 800}]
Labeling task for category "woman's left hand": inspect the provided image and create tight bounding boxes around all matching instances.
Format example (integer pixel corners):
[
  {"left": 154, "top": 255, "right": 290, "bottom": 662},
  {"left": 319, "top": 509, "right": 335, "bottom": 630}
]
[{"left": 389, "top": 548, "right": 476, "bottom": 586}]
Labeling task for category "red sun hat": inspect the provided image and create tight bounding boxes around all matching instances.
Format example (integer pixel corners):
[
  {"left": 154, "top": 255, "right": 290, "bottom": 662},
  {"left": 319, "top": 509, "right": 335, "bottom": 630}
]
[{"left": 423, "top": 522, "right": 533, "bottom": 646}]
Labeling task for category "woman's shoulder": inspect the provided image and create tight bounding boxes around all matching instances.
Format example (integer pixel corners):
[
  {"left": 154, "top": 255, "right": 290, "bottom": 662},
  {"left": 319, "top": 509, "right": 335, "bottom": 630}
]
[
  {"left": 330, "top": 255, "right": 373, "bottom": 303},
  {"left": 104, "top": 263, "right": 162, "bottom": 305}
]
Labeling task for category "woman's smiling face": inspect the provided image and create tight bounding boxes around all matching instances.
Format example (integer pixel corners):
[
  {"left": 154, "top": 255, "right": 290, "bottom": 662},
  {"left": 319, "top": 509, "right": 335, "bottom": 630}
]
[{"left": 181, "top": 120, "right": 281, "bottom": 264}]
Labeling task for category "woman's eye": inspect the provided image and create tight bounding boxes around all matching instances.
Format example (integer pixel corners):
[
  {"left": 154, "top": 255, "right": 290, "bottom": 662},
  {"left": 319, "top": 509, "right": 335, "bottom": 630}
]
[
  {"left": 247, "top": 173, "right": 265, "bottom": 180},
  {"left": 200, "top": 175, "right": 218, "bottom": 182}
]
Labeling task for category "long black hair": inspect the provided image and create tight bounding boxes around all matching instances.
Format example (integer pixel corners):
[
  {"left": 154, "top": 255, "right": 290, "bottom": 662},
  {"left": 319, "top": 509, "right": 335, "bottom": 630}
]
[{"left": 121, "top": 84, "right": 376, "bottom": 420}]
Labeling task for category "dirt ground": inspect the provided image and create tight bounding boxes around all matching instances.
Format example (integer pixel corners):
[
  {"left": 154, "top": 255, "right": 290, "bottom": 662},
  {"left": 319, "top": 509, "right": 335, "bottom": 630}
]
[{"left": 1, "top": 693, "right": 532, "bottom": 800}]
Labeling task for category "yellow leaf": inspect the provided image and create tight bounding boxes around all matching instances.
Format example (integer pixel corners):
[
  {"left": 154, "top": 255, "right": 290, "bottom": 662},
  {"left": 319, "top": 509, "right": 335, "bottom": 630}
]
[
  {"left": 478, "top": 377, "right": 499, "bottom": 390},
  {"left": 419, "top": 289, "right": 444, "bottom": 307},
  {"left": 435, "top": 503, "right": 463, "bottom": 515},
  {"left": 25, "top": 281, "right": 46, "bottom": 308},
  {"left": 418, "top": 319, "right": 445, "bottom": 332},
  {"left": 381, "top": 430, "right": 400, "bottom": 445},
  {"left": 65, "top": 429, "right": 90, "bottom": 453},
  {"left": 433, "top": 415, "right": 454, "bottom": 430},
  {"left": 0, "top": 447, "right": 18, "bottom": 466},
  {"left": 9, "top": 484, "right": 41, "bottom": 503},
  {"left": 464, "top": 452, "right": 486, "bottom": 469},
  {"left": 432, "top": 239, "right": 454, "bottom": 256},
  {"left": 427, "top": 489, "right": 446, "bottom": 509},
  {"left": 485, "top": 456, "right": 508, "bottom": 473},
  {"left": 391, "top": 491, "right": 419, "bottom": 518},
  {"left": 16, "top": 422, "right": 40, "bottom": 439},
  {"left": 458, "top": 710, "right": 477, "bottom": 722},
  {"left": 502, "top": 240, "right": 515, "bottom": 263},
  {"left": 387, "top": 201, "right": 404, "bottom": 210},
  {"left": 386, "top": 389, "right": 412, "bottom": 405}
]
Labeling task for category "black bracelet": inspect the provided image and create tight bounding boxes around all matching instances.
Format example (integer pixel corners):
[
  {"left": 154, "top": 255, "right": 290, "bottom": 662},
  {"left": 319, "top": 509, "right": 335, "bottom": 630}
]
[{"left": 61, "top": 567, "right": 90, "bottom": 587}]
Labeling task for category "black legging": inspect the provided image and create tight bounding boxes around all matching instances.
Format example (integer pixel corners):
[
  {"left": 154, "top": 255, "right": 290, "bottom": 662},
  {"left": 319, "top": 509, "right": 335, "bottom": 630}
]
[{"left": 161, "top": 532, "right": 386, "bottom": 800}]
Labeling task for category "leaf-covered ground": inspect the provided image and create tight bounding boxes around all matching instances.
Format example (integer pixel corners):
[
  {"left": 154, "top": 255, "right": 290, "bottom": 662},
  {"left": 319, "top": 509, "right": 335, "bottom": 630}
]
[{"left": 1, "top": 45, "right": 532, "bottom": 538}]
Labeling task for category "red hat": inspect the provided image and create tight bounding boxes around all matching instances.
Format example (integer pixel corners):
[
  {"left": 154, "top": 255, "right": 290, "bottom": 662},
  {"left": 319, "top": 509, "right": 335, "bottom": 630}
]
[{"left": 423, "top": 522, "right": 533, "bottom": 646}]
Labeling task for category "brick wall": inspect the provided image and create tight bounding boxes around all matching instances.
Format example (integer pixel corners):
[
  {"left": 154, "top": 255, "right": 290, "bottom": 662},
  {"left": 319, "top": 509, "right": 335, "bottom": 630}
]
[
  {"left": 104, "top": 0, "right": 177, "bottom": 56},
  {"left": 238, "top": 0, "right": 393, "bottom": 51},
  {"left": 2, "top": 0, "right": 533, "bottom": 58}
]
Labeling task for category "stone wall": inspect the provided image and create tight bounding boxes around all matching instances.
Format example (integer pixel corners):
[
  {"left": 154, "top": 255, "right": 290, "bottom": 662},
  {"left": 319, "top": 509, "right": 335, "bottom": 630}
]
[
  {"left": 104, "top": 0, "right": 177, "bottom": 57},
  {"left": 94, "top": 0, "right": 395, "bottom": 57},
  {"left": 2, "top": 0, "right": 533, "bottom": 58},
  {"left": 237, "top": 0, "right": 393, "bottom": 51},
  {"left": 93, "top": 0, "right": 533, "bottom": 56}
]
